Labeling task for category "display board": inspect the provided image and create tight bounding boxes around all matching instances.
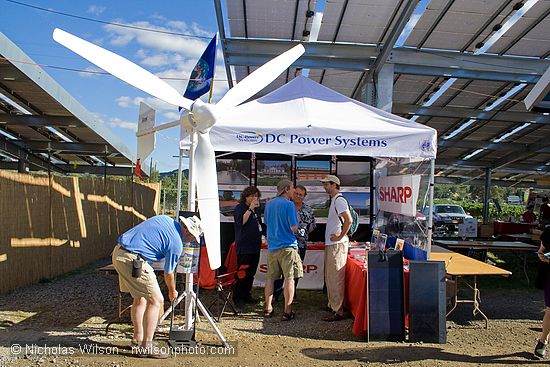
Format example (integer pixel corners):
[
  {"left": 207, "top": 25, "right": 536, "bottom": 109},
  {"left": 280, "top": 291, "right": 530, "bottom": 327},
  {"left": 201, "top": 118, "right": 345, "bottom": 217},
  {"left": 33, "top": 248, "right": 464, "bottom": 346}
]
[
  {"left": 216, "top": 155, "right": 372, "bottom": 226},
  {"left": 337, "top": 160, "right": 371, "bottom": 224},
  {"left": 217, "top": 158, "right": 251, "bottom": 221}
]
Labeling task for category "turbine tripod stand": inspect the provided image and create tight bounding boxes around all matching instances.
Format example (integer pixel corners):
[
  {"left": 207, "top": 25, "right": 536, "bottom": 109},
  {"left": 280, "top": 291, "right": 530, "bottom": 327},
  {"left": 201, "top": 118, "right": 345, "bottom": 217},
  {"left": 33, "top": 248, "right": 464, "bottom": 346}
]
[{"left": 157, "top": 237, "right": 229, "bottom": 349}]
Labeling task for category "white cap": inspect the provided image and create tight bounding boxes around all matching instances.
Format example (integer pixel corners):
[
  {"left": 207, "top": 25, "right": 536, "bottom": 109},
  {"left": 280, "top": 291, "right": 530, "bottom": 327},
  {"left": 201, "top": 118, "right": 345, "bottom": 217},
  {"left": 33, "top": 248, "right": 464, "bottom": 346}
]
[{"left": 179, "top": 215, "right": 203, "bottom": 242}]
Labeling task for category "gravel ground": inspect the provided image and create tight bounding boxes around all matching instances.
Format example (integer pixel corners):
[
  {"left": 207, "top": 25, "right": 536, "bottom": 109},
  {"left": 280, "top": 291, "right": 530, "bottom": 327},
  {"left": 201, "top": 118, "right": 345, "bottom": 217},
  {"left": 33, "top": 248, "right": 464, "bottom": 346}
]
[{"left": 0, "top": 258, "right": 548, "bottom": 367}]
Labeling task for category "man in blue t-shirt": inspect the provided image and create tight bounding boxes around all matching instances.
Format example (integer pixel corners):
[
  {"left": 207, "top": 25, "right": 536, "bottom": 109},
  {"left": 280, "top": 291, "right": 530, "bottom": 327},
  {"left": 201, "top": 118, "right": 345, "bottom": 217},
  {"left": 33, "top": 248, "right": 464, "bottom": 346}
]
[
  {"left": 112, "top": 215, "right": 202, "bottom": 358},
  {"left": 263, "top": 179, "right": 302, "bottom": 321}
]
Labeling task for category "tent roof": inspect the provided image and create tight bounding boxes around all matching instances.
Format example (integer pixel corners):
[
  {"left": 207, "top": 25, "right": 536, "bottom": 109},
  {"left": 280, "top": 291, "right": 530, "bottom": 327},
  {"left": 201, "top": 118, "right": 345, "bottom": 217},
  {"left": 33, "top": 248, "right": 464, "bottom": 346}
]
[{"left": 211, "top": 76, "right": 437, "bottom": 159}]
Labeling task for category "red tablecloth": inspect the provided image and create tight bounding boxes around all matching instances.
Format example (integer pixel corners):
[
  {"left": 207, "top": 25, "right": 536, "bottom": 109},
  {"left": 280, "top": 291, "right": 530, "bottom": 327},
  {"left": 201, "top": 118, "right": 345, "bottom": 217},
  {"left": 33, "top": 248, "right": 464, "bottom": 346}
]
[
  {"left": 345, "top": 256, "right": 369, "bottom": 337},
  {"left": 493, "top": 221, "right": 537, "bottom": 234},
  {"left": 344, "top": 254, "right": 409, "bottom": 338}
]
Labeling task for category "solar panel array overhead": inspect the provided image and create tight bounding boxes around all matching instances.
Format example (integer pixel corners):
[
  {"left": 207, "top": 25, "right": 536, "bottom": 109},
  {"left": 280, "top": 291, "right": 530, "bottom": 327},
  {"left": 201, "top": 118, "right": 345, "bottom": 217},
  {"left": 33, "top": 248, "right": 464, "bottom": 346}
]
[
  {"left": 0, "top": 33, "right": 139, "bottom": 176},
  {"left": 216, "top": 0, "right": 550, "bottom": 188}
]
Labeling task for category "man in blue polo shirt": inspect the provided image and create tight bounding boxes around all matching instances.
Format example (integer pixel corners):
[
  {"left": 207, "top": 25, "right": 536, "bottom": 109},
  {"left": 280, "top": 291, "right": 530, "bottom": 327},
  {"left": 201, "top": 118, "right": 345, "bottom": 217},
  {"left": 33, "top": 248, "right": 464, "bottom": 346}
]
[
  {"left": 112, "top": 215, "right": 202, "bottom": 358},
  {"left": 263, "top": 179, "right": 302, "bottom": 321}
]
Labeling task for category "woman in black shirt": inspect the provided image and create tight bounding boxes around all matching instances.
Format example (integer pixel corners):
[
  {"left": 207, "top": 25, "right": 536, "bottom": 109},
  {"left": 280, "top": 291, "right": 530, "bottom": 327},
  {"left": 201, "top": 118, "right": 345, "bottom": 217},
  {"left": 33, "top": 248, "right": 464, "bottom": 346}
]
[
  {"left": 535, "top": 227, "right": 550, "bottom": 358},
  {"left": 233, "top": 186, "right": 263, "bottom": 305}
]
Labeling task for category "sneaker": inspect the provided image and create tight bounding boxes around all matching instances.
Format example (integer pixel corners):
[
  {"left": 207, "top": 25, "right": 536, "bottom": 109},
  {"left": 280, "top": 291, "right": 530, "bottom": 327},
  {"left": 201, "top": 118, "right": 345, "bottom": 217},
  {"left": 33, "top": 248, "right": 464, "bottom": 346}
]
[{"left": 534, "top": 339, "right": 547, "bottom": 359}]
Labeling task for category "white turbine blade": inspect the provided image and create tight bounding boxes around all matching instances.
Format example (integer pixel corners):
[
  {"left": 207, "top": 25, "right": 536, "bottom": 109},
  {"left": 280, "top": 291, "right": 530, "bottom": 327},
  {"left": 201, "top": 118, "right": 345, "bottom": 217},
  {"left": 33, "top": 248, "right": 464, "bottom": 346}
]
[
  {"left": 137, "top": 102, "right": 155, "bottom": 160},
  {"left": 216, "top": 44, "right": 305, "bottom": 109},
  {"left": 194, "top": 132, "right": 221, "bottom": 270},
  {"left": 53, "top": 28, "right": 193, "bottom": 110}
]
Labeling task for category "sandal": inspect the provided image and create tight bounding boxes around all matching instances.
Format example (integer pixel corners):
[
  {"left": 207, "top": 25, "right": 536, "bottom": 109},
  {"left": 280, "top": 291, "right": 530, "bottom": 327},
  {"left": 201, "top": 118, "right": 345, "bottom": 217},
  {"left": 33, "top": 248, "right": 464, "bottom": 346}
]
[
  {"left": 263, "top": 309, "right": 274, "bottom": 318},
  {"left": 281, "top": 311, "right": 295, "bottom": 321},
  {"left": 322, "top": 313, "right": 344, "bottom": 322}
]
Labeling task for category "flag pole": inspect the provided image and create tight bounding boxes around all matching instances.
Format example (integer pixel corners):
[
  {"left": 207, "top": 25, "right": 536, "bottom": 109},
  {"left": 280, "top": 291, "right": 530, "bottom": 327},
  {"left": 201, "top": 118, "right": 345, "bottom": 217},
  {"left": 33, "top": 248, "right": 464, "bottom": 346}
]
[{"left": 207, "top": 33, "right": 218, "bottom": 104}]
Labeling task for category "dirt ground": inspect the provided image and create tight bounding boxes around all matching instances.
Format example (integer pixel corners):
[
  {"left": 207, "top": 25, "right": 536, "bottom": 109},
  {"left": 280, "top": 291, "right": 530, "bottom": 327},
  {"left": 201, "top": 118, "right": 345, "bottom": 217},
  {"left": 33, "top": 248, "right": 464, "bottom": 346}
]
[{"left": 0, "top": 258, "right": 548, "bottom": 367}]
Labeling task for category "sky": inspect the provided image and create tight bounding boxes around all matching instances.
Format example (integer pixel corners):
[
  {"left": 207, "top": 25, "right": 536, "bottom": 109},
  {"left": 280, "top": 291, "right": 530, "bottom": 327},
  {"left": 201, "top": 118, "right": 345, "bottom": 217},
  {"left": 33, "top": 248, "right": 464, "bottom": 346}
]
[{"left": 1, "top": 0, "right": 229, "bottom": 172}]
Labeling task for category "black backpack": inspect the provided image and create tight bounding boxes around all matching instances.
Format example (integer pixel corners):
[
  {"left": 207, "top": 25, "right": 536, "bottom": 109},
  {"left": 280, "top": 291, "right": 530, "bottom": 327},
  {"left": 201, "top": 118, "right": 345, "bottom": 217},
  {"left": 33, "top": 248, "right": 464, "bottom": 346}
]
[{"left": 334, "top": 195, "right": 359, "bottom": 238}]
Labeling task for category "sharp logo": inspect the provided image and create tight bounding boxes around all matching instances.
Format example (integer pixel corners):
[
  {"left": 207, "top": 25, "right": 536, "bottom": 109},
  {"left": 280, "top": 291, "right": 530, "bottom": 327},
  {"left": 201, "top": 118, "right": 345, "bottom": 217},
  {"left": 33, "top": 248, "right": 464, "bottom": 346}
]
[
  {"left": 236, "top": 131, "right": 263, "bottom": 144},
  {"left": 259, "top": 263, "right": 318, "bottom": 273}
]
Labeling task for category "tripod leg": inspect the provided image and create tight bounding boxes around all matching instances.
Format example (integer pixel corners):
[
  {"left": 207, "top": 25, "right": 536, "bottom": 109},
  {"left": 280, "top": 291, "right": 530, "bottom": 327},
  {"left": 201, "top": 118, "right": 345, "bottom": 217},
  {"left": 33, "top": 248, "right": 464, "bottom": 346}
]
[
  {"left": 158, "top": 291, "right": 187, "bottom": 325},
  {"left": 194, "top": 296, "right": 230, "bottom": 348}
]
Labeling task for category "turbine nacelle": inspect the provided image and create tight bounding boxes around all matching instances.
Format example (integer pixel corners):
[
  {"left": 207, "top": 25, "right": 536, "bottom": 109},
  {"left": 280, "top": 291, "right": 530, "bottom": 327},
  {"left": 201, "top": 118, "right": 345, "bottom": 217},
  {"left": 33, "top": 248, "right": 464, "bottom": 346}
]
[{"left": 190, "top": 99, "right": 219, "bottom": 133}]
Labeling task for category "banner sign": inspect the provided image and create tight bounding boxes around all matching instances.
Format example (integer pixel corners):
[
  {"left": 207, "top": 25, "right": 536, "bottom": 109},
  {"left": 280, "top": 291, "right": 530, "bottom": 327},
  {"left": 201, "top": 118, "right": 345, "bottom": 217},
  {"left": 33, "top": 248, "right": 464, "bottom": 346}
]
[
  {"left": 378, "top": 174, "right": 421, "bottom": 217},
  {"left": 253, "top": 248, "right": 324, "bottom": 289},
  {"left": 208, "top": 127, "right": 436, "bottom": 159}
]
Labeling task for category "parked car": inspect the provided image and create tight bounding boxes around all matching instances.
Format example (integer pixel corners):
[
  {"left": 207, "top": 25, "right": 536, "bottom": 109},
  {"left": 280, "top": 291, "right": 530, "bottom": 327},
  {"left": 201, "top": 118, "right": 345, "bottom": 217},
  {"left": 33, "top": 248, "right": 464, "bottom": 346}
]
[{"left": 421, "top": 204, "right": 473, "bottom": 233}]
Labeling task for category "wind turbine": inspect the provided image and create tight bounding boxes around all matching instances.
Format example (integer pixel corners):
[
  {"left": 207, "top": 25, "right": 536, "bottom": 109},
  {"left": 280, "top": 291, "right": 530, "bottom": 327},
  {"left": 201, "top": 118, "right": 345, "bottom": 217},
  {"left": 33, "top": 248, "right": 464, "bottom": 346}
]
[{"left": 52, "top": 28, "right": 305, "bottom": 271}]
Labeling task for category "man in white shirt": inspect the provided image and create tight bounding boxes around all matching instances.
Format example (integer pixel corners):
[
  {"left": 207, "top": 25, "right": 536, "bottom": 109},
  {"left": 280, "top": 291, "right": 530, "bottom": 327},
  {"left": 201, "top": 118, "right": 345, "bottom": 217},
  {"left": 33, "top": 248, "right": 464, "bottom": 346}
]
[{"left": 321, "top": 175, "right": 352, "bottom": 321}]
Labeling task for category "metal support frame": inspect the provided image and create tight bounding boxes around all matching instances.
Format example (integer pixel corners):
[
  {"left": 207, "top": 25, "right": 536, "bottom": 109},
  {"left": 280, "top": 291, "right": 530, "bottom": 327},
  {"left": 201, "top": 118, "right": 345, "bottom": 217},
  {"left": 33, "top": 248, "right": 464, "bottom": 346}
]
[
  {"left": 483, "top": 168, "right": 491, "bottom": 223},
  {"left": 427, "top": 159, "right": 435, "bottom": 259},
  {"left": 214, "top": 0, "right": 234, "bottom": 89},
  {"left": 446, "top": 275, "right": 488, "bottom": 329},
  {"left": 392, "top": 103, "right": 550, "bottom": 125},
  {"left": 0, "top": 135, "right": 65, "bottom": 173},
  {"left": 8, "top": 139, "right": 118, "bottom": 154},
  {"left": 364, "top": 63, "right": 394, "bottom": 111},
  {"left": 221, "top": 38, "right": 550, "bottom": 83},
  {"left": 435, "top": 159, "right": 550, "bottom": 173},
  {"left": 358, "top": 0, "right": 418, "bottom": 101},
  {"left": 0, "top": 114, "right": 82, "bottom": 127},
  {"left": 0, "top": 33, "right": 135, "bottom": 164}
]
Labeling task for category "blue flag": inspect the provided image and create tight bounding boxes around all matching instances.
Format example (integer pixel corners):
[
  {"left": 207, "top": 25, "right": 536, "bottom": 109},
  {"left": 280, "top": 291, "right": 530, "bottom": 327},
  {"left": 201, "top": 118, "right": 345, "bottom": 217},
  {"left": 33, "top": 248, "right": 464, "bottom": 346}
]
[{"left": 182, "top": 34, "right": 217, "bottom": 102}]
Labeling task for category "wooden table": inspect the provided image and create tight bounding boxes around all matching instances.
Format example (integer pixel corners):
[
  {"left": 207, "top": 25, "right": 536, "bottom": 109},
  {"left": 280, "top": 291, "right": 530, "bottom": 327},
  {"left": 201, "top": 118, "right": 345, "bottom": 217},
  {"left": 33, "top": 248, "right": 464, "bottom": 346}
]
[{"left": 429, "top": 245, "right": 511, "bottom": 328}]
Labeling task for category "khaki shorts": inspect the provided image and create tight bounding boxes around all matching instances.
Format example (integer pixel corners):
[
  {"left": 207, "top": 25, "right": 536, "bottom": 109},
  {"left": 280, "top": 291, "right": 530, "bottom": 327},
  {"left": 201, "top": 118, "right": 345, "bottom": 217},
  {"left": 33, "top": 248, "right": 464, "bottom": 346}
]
[
  {"left": 266, "top": 247, "right": 303, "bottom": 280},
  {"left": 111, "top": 244, "right": 162, "bottom": 300}
]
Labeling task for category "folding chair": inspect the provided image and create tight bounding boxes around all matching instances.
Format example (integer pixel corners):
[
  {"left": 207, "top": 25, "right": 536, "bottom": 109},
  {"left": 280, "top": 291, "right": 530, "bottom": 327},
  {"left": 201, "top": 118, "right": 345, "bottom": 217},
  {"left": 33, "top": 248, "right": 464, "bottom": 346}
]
[{"left": 208, "top": 264, "right": 249, "bottom": 322}]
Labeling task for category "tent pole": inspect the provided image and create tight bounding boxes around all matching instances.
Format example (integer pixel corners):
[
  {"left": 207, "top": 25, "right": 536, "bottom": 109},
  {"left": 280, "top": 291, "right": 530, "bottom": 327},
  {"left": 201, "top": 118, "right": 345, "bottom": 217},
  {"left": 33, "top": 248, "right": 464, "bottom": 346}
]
[
  {"left": 427, "top": 159, "right": 435, "bottom": 259},
  {"left": 370, "top": 158, "right": 375, "bottom": 233}
]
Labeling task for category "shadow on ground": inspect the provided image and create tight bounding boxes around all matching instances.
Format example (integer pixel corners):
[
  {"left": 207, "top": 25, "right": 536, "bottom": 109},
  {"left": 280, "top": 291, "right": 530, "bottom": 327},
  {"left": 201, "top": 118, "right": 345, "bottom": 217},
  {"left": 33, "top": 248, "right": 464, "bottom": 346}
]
[{"left": 302, "top": 346, "right": 544, "bottom": 364}]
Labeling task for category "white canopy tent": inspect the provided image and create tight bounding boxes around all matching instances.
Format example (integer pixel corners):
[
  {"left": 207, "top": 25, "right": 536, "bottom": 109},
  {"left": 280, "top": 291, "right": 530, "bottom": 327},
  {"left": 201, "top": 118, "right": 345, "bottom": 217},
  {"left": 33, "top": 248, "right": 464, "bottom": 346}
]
[
  {"left": 200, "top": 76, "right": 436, "bottom": 159},
  {"left": 181, "top": 75, "right": 438, "bottom": 255}
]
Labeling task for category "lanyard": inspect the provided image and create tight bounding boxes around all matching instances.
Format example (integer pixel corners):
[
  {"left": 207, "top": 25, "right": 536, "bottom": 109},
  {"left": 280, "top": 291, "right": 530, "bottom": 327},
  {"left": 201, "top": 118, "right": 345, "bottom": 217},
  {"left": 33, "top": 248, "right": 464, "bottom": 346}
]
[{"left": 250, "top": 210, "right": 262, "bottom": 233}]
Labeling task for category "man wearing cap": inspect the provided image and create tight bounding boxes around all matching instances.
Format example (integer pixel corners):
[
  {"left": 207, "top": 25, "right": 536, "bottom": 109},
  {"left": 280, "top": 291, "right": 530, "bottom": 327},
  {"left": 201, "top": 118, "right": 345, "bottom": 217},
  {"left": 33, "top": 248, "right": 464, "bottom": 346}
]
[
  {"left": 112, "top": 214, "right": 202, "bottom": 358},
  {"left": 263, "top": 179, "right": 302, "bottom": 321},
  {"left": 321, "top": 175, "right": 352, "bottom": 321}
]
